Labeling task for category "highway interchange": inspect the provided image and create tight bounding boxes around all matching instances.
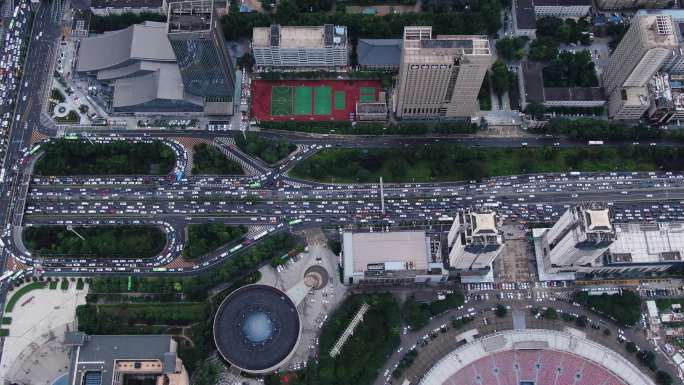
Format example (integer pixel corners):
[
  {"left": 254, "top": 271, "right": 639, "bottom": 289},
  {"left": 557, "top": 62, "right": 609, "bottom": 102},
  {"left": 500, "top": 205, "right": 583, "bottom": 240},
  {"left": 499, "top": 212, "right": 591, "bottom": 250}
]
[{"left": 0, "top": 0, "right": 684, "bottom": 278}]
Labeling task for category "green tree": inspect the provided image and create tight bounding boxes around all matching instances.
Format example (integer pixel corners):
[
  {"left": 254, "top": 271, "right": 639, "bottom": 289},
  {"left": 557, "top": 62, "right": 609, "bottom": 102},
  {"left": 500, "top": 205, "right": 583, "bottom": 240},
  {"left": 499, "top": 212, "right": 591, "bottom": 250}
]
[
  {"left": 491, "top": 60, "right": 510, "bottom": 96},
  {"left": 495, "top": 304, "right": 507, "bottom": 318},
  {"left": 656, "top": 370, "right": 673, "bottom": 385},
  {"left": 544, "top": 307, "right": 558, "bottom": 320},
  {"left": 528, "top": 36, "right": 559, "bottom": 62},
  {"left": 495, "top": 36, "right": 527, "bottom": 61}
]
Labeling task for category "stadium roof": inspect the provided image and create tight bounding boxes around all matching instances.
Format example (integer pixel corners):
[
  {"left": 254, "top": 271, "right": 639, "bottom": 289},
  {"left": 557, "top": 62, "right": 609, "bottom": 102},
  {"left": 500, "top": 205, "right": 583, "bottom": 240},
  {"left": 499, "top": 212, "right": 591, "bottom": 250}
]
[
  {"left": 420, "top": 329, "right": 655, "bottom": 385},
  {"left": 76, "top": 21, "right": 175, "bottom": 72},
  {"left": 112, "top": 63, "right": 185, "bottom": 107},
  {"left": 357, "top": 39, "right": 402, "bottom": 67}
]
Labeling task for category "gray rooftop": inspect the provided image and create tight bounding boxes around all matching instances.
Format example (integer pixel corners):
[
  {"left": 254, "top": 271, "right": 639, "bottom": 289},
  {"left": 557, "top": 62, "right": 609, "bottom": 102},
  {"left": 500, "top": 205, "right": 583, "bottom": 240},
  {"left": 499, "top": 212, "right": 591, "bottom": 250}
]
[
  {"left": 76, "top": 21, "right": 175, "bottom": 72},
  {"left": 357, "top": 39, "right": 402, "bottom": 67},
  {"left": 112, "top": 63, "right": 185, "bottom": 107},
  {"left": 544, "top": 87, "right": 606, "bottom": 102},
  {"left": 421, "top": 39, "right": 473, "bottom": 50},
  {"left": 534, "top": 0, "right": 591, "bottom": 6},
  {"left": 68, "top": 334, "right": 178, "bottom": 385},
  {"left": 91, "top": 0, "right": 163, "bottom": 9},
  {"left": 515, "top": 0, "right": 536, "bottom": 30},
  {"left": 167, "top": 0, "right": 213, "bottom": 33},
  {"left": 522, "top": 60, "right": 545, "bottom": 104}
]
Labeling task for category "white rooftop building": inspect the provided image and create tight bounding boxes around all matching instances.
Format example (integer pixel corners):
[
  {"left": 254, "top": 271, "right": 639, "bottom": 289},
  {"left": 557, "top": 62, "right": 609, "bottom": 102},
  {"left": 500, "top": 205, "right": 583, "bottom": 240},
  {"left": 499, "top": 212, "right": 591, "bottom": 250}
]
[
  {"left": 448, "top": 209, "right": 504, "bottom": 283},
  {"left": 341, "top": 231, "right": 448, "bottom": 285}
]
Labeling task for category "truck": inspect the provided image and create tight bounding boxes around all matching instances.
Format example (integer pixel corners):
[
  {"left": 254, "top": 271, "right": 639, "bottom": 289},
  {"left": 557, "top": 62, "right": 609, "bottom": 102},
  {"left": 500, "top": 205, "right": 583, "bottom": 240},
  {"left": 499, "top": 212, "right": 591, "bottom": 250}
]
[
  {"left": 588, "top": 140, "right": 604, "bottom": 145},
  {"left": 0, "top": 270, "right": 13, "bottom": 282},
  {"left": 152, "top": 267, "right": 168, "bottom": 272},
  {"left": 229, "top": 244, "right": 243, "bottom": 253}
]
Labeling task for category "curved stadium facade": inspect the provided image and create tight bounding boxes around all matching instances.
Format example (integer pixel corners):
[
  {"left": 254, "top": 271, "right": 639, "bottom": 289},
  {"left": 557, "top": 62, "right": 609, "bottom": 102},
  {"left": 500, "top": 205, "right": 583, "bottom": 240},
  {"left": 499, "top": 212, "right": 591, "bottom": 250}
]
[
  {"left": 420, "top": 329, "right": 655, "bottom": 385},
  {"left": 213, "top": 284, "right": 301, "bottom": 373}
]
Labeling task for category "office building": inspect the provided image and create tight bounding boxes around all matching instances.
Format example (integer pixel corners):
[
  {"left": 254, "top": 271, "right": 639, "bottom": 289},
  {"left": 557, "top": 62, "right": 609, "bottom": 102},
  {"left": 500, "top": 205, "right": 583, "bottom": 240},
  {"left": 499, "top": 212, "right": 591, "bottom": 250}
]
[
  {"left": 167, "top": 0, "right": 235, "bottom": 114},
  {"left": 539, "top": 206, "right": 616, "bottom": 272},
  {"left": 356, "top": 39, "right": 402, "bottom": 70},
  {"left": 341, "top": 231, "right": 448, "bottom": 285},
  {"left": 447, "top": 209, "right": 504, "bottom": 283},
  {"left": 512, "top": 0, "right": 537, "bottom": 38},
  {"left": 532, "top": 0, "right": 591, "bottom": 18},
  {"left": 395, "top": 26, "right": 493, "bottom": 119},
  {"left": 90, "top": 0, "right": 167, "bottom": 16},
  {"left": 522, "top": 61, "right": 606, "bottom": 108},
  {"left": 534, "top": 206, "right": 684, "bottom": 279},
  {"left": 252, "top": 24, "right": 350, "bottom": 71},
  {"left": 603, "top": 14, "right": 678, "bottom": 119},
  {"left": 65, "top": 332, "right": 189, "bottom": 385},
  {"left": 596, "top": 0, "right": 668, "bottom": 10}
]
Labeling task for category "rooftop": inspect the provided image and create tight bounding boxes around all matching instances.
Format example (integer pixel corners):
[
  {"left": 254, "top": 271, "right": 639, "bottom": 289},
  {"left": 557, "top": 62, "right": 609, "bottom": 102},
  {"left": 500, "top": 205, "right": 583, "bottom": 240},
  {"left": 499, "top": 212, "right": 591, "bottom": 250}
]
[
  {"left": 91, "top": 0, "right": 163, "bottom": 8},
  {"left": 356, "top": 38, "right": 402, "bottom": 67},
  {"left": 76, "top": 21, "right": 175, "bottom": 72},
  {"left": 167, "top": 0, "right": 213, "bottom": 33},
  {"left": 533, "top": 0, "right": 591, "bottom": 6},
  {"left": 68, "top": 333, "right": 184, "bottom": 385},
  {"left": 253, "top": 24, "right": 347, "bottom": 49},
  {"left": 514, "top": 0, "right": 536, "bottom": 30},
  {"left": 471, "top": 212, "right": 497, "bottom": 235},
  {"left": 637, "top": 14, "right": 679, "bottom": 48},
  {"left": 544, "top": 87, "right": 606, "bottom": 102},
  {"left": 344, "top": 231, "right": 429, "bottom": 273},
  {"left": 522, "top": 60, "right": 545, "bottom": 104},
  {"left": 584, "top": 209, "right": 613, "bottom": 232},
  {"left": 608, "top": 222, "right": 684, "bottom": 264}
]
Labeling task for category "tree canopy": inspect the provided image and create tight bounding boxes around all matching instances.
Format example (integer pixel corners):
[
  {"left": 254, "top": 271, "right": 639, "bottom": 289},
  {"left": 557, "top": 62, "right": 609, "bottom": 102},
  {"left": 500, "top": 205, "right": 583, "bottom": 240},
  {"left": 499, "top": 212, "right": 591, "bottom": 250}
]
[{"left": 542, "top": 50, "right": 598, "bottom": 87}]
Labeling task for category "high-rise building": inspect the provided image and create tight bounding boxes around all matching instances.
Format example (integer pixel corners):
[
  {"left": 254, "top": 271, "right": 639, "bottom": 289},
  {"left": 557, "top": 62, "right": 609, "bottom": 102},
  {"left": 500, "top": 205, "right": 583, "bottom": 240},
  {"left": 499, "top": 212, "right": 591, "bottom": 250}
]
[
  {"left": 540, "top": 206, "right": 616, "bottom": 272},
  {"left": 252, "top": 24, "right": 349, "bottom": 71},
  {"left": 167, "top": 0, "right": 234, "bottom": 114},
  {"left": 447, "top": 209, "right": 504, "bottom": 283},
  {"left": 603, "top": 14, "right": 678, "bottom": 119},
  {"left": 534, "top": 205, "right": 684, "bottom": 279},
  {"left": 395, "top": 26, "right": 493, "bottom": 119}
]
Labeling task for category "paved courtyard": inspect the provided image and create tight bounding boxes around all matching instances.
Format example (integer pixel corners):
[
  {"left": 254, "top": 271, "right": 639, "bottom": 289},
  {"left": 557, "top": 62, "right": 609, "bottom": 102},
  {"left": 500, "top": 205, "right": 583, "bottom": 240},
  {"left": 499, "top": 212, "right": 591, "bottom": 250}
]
[{"left": 0, "top": 281, "right": 87, "bottom": 385}]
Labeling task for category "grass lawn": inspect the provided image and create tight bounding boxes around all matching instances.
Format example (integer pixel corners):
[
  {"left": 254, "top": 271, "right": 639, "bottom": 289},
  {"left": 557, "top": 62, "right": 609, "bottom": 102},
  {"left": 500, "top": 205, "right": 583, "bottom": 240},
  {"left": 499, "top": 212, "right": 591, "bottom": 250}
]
[{"left": 5, "top": 282, "right": 45, "bottom": 313}]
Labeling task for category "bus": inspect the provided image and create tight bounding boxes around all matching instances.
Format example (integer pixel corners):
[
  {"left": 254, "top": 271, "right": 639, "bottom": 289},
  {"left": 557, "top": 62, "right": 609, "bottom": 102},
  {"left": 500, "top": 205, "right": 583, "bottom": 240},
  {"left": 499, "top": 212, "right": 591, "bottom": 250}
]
[
  {"left": 0, "top": 168, "right": 5, "bottom": 183},
  {"left": 127, "top": 276, "right": 133, "bottom": 291},
  {"left": 229, "top": 244, "right": 243, "bottom": 253},
  {"left": 288, "top": 219, "right": 303, "bottom": 225},
  {"left": 438, "top": 216, "right": 454, "bottom": 222},
  {"left": 63, "top": 134, "right": 79, "bottom": 140},
  {"left": 152, "top": 267, "right": 168, "bottom": 272},
  {"left": 28, "top": 145, "right": 40, "bottom": 155},
  {"left": 588, "top": 140, "right": 604, "bottom": 145},
  {"left": 0, "top": 270, "right": 13, "bottom": 282},
  {"left": 10, "top": 270, "right": 23, "bottom": 281},
  {"left": 12, "top": 6, "right": 18, "bottom": 18},
  {"left": 248, "top": 181, "right": 261, "bottom": 188}
]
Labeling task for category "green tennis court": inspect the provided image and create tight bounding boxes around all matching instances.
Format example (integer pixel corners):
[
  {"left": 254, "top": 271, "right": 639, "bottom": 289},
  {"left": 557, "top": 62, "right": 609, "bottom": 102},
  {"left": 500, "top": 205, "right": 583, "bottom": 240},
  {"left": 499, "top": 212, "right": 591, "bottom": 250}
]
[
  {"left": 294, "top": 86, "right": 313, "bottom": 115},
  {"left": 271, "top": 86, "right": 293, "bottom": 116},
  {"left": 360, "top": 87, "right": 376, "bottom": 95},
  {"left": 360, "top": 93, "right": 376, "bottom": 102},
  {"left": 314, "top": 86, "right": 332, "bottom": 115},
  {"left": 334, "top": 90, "right": 346, "bottom": 110}
]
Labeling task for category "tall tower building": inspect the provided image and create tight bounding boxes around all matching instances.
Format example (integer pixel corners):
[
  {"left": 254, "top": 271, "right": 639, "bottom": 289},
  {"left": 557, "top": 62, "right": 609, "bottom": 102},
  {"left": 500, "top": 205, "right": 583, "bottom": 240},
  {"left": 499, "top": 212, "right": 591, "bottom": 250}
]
[
  {"left": 395, "top": 26, "right": 493, "bottom": 119},
  {"left": 167, "top": 0, "right": 235, "bottom": 114},
  {"left": 603, "top": 14, "right": 678, "bottom": 119},
  {"left": 540, "top": 206, "right": 616, "bottom": 272}
]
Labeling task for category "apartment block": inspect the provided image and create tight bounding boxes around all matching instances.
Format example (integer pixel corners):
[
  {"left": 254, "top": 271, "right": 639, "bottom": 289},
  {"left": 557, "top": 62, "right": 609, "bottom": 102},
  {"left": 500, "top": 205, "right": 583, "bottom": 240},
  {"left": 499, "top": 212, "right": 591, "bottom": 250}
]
[
  {"left": 395, "top": 26, "right": 493, "bottom": 119},
  {"left": 252, "top": 24, "right": 349, "bottom": 71}
]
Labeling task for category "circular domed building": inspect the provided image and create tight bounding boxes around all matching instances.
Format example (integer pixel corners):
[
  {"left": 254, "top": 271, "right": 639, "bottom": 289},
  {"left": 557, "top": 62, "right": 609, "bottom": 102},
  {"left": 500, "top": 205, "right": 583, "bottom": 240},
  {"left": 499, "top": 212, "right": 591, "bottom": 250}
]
[{"left": 213, "top": 284, "right": 301, "bottom": 374}]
